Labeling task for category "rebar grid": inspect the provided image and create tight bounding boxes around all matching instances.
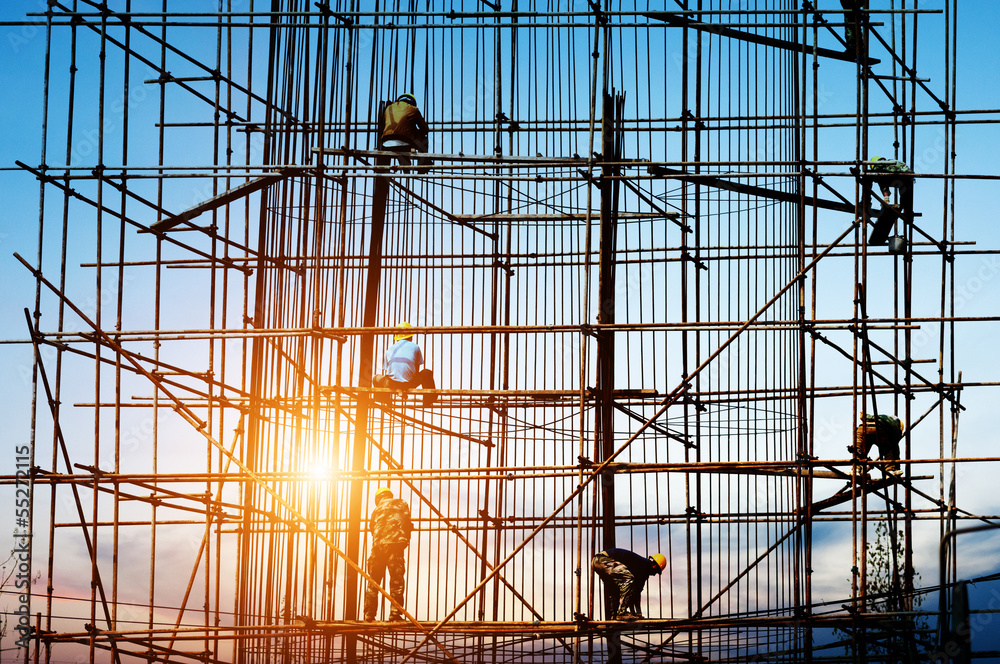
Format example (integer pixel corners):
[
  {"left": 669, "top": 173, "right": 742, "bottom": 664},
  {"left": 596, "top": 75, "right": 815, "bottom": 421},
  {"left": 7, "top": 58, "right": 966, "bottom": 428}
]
[{"left": 3, "top": 1, "right": 997, "bottom": 663}]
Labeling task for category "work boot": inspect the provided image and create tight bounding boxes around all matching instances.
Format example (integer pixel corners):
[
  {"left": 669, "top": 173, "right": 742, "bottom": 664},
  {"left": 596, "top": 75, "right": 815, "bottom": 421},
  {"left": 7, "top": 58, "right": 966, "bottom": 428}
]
[
  {"left": 387, "top": 611, "right": 404, "bottom": 622},
  {"left": 372, "top": 375, "right": 393, "bottom": 405},
  {"left": 615, "top": 612, "right": 642, "bottom": 621},
  {"left": 421, "top": 373, "right": 437, "bottom": 405},
  {"left": 363, "top": 614, "right": 375, "bottom": 623}
]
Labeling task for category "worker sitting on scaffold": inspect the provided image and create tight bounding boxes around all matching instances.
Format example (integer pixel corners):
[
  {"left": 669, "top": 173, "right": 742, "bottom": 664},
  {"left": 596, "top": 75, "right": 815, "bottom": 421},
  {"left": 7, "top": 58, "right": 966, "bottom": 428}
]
[
  {"left": 380, "top": 92, "right": 430, "bottom": 167},
  {"left": 373, "top": 322, "right": 437, "bottom": 405}
]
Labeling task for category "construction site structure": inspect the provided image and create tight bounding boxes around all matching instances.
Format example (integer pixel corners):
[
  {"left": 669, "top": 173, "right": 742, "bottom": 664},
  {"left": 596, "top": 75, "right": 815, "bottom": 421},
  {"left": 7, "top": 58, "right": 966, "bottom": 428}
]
[{"left": 2, "top": 2, "right": 999, "bottom": 663}]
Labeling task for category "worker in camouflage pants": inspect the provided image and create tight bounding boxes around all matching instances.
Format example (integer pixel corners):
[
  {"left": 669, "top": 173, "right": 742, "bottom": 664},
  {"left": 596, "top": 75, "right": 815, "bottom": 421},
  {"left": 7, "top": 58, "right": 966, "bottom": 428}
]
[
  {"left": 591, "top": 548, "right": 666, "bottom": 620},
  {"left": 840, "top": 0, "right": 865, "bottom": 56},
  {"left": 363, "top": 488, "right": 413, "bottom": 622}
]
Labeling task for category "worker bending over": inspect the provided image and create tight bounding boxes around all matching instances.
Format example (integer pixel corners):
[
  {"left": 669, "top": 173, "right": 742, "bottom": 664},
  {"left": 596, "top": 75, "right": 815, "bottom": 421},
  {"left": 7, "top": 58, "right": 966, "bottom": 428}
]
[
  {"left": 866, "top": 156, "right": 914, "bottom": 246},
  {"left": 851, "top": 412, "right": 905, "bottom": 476},
  {"left": 592, "top": 548, "right": 667, "bottom": 620}
]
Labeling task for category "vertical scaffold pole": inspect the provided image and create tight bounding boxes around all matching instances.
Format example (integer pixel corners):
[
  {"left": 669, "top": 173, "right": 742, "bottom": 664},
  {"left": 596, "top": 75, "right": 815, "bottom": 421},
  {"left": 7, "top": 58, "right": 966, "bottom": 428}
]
[
  {"left": 345, "top": 116, "right": 392, "bottom": 661},
  {"left": 597, "top": 88, "right": 622, "bottom": 662}
]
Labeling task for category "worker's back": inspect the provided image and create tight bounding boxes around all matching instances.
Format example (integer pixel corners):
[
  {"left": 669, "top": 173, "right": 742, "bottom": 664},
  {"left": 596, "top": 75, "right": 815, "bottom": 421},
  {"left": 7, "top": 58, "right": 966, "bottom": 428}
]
[
  {"left": 856, "top": 414, "right": 903, "bottom": 447},
  {"left": 370, "top": 497, "right": 412, "bottom": 546},
  {"left": 382, "top": 101, "right": 428, "bottom": 150},
  {"left": 382, "top": 339, "right": 423, "bottom": 383}
]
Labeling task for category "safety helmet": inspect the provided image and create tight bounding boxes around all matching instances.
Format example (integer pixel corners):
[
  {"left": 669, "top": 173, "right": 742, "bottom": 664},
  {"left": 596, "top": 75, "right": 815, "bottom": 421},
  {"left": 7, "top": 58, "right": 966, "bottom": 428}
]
[
  {"left": 397, "top": 93, "right": 417, "bottom": 106},
  {"left": 650, "top": 553, "right": 667, "bottom": 574},
  {"left": 394, "top": 322, "right": 414, "bottom": 341},
  {"left": 375, "top": 487, "right": 393, "bottom": 503}
]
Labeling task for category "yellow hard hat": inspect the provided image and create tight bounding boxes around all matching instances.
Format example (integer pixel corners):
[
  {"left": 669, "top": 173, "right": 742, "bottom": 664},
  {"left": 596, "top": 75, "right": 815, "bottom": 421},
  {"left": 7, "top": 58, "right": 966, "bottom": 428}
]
[
  {"left": 375, "top": 487, "right": 393, "bottom": 503},
  {"left": 394, "top": 322, "right": 414, "bottom": 341},
  {"left": 650, "top": 553, "right": 667, "bottom": 574}
]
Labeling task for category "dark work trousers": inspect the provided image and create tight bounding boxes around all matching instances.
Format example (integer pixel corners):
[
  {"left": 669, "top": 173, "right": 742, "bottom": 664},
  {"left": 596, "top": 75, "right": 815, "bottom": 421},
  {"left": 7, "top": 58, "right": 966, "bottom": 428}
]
[
  {"left": 373, "top": 370, "right": 437, "bottom": 404},
  {"left": 855, "top": 422, "right": 902, "bottom": 473},
  {"left": 363, "top": 542, "right": 407, "bottom": 620},
  {"left": 592, "top": 552, "right": 642, "bottom": 617},
  {"left": 867, "top": 173, "right": 914, "bottom": 245}
]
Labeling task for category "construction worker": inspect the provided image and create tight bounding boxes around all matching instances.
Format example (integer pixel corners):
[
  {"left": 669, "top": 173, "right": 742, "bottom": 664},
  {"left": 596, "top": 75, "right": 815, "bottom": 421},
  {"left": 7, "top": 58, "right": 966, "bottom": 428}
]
[
  {"left": 840, "top": 0, "right": 865, "bottom": 57},
  {"left": 591, "top": 548, "right": 667, "bottom": 620},
  {"left": 868, "top": 156, "right": 913, "bottom": 202},
  {"left": 380, "top": 92, "right": 429, "bottom": 166},
  {"left": 363, "top": 487, "right": 413, "bottom": 622},
  {"left": 851, "top": 412, "right": 905, "bottom": 476},
  {"left": 866, "top": 156, "right": 914, "bottom": 245},
  {"left": 373, "top": 322, "right": 437, "bottom": 405}
]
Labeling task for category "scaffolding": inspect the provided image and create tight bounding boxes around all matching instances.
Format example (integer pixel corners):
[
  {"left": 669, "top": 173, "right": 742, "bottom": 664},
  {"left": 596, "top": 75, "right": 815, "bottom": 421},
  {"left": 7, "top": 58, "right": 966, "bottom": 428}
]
[{"left": 3, "top": 1, "right": 999, "bottom": 662}]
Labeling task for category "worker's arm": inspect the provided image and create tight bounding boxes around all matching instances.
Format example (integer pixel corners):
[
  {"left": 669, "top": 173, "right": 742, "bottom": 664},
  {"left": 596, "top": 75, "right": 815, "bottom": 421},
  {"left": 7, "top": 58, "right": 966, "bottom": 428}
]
[
  {"left": 414, "top": 109, "right": 429, "bottom": 136},
  {"left": 398, "top": 502, "right": 414, "bottom": 542}
]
